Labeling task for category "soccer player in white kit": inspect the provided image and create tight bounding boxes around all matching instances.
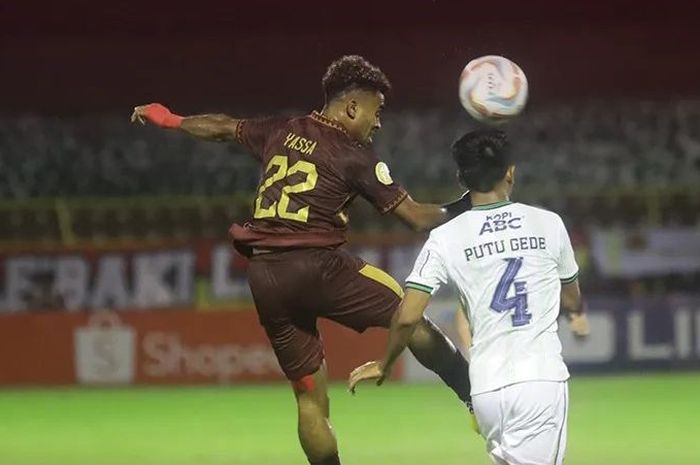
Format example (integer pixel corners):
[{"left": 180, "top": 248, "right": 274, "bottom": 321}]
[{"left": 349, "top": 129, "right": 590, "bottom": 465}]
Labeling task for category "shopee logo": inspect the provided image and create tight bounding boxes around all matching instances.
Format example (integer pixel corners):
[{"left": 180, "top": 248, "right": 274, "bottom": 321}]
[{"left": 142, "top": 332, "right": 281, "bottom": 382}]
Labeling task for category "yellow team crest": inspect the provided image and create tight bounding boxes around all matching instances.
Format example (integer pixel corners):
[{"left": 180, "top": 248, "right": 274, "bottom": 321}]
[{"left": 374, "top": 162, "right": 394, "bottom": 185}]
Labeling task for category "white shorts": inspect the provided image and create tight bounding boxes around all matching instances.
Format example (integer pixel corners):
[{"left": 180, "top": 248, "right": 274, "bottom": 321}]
[{"left": 472, "top": 381, "right": 569, "bottom": 465}]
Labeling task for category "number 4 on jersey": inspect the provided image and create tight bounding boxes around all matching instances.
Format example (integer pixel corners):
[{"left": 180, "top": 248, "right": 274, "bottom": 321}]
[{"left": 490, "top": 257, "right": 532, "bottom": 327}]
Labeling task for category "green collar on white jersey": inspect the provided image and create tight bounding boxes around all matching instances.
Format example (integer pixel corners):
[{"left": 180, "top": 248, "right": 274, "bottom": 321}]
[{"left": 471, "top": 200, "right": 513, "bottom": 211}]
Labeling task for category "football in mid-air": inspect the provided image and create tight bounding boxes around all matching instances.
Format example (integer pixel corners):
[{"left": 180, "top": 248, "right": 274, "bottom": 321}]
[{"left": 458, "top": 55, "right": 528, "bottom": 124}]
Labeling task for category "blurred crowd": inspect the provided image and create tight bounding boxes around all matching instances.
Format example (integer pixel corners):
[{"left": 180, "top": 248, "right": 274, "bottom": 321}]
[
  {"left": 378, "top": 101, "right": 700, "bottom": 191},
  {"left": 0, "top": 116, "right": 260, "bottom": 198},
  {"left": 2, "top": 100, "right": 699, "bottom": 201}
]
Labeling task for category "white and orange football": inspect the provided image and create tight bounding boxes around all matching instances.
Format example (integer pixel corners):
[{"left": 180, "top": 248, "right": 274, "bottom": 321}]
[{"left": 459, "top": 55, "right": 528, "bottom": 124}]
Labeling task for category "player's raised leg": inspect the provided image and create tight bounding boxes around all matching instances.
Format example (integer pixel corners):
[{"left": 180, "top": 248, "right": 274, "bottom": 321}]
[
  {"left": 407, "top": 316, "right": 472, "bottom": 404},
  {"left": 323, "top": 254, "right": 471, "bottom": 403}
]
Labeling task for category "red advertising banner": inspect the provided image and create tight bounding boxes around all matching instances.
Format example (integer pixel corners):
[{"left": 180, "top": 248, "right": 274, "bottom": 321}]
[{"left": 0, "top": 309, "right": 402, "bottom": 385}]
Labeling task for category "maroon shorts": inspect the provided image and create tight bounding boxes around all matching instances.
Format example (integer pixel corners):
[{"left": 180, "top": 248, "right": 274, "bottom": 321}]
[{"left": 247, "top": 248, "right": 403, "bottom": 380}]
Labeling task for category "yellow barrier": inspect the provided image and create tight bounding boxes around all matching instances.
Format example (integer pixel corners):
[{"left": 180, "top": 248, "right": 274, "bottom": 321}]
[{"left": 0, "top": 186, "right": 696, "bottom": 248}]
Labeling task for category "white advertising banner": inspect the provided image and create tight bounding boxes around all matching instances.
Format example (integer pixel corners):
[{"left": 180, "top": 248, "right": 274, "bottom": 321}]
[{"left": 590, "top": 227, "right": 700, "bottom": 278}]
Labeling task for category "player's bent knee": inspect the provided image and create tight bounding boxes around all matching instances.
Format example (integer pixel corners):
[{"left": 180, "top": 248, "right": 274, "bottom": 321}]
[{"left": 291, "top": 374, "right": 317, "bottom": 394}]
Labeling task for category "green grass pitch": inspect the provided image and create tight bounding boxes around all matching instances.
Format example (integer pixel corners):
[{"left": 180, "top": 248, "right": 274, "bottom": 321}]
[{"left": 0, "top": 373, "right": 697, "bottom": 465}]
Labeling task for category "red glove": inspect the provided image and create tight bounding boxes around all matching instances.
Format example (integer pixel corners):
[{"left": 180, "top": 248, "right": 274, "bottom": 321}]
[{"left": 141, "top": 103, "right": 183, "bottom": 128}]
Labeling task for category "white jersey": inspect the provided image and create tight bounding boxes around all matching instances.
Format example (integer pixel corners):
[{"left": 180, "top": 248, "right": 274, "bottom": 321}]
[{"left": 406, "top": 200, "right": 579, "bottom": 395}]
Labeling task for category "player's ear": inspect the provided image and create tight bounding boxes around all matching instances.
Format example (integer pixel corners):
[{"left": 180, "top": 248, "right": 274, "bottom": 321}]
[
  {"left": 346, "top": 100, "right": 358, "bottom": 120},
  {"left": 505, "top": 165, "right": 516, "bottom": 184}
]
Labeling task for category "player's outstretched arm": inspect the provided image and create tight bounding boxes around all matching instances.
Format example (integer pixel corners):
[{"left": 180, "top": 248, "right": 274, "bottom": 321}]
[
  {"left": 392, "top": 191, "right": 471, "bottom": 232},
  {"left": 392, "top": 196, "right": 447, "bottom": 231},
  {"left": 561, "top": 279, "right": 590, "bottom": 338},
  {"left": 131, "top": 103, "right": 240, "bottom": 142}
]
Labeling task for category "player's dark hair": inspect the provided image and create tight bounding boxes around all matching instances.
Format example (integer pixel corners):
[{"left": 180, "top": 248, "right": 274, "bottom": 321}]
[
  {"left": 452, "top": 129, "right": 512, "bottom": 193},
  {"left": 322, "top": 55, "right": 391, "bottom": 101}
]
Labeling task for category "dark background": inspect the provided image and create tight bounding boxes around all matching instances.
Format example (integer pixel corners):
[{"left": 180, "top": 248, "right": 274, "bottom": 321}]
[{"left": 3, "top": 0, "right": 700, "bottom": 115}]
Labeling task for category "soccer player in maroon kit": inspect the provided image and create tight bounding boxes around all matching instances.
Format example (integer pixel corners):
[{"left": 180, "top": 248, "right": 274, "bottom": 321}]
[{"left": 132, "top": 55, "right": 472, "bottom": 465}]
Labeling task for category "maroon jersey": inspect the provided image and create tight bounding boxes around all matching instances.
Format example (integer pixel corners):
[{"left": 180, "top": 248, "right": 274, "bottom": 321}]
[{"left": 230, "top": 111, "right": 407, "bottom": 255}]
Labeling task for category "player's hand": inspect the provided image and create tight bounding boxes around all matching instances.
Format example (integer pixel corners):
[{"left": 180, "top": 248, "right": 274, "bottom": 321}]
[
  {"left": 130, "top": 104, "right": 152, "bottom": 125},
  {"left": 130, "top": 103, "right": 182, "bottom": 128},
  {"left": 348, "top": 361, "right": 389, "bottom": 394},
  {"left": 569, "top": 313, "right": 590, "bottom": 338}
]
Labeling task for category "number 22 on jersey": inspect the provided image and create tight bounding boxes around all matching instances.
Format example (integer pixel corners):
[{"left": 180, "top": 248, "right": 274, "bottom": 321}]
[
  {"left": 490, "top": 257, "right": 532, "bottom": 327},
  {"left": 254, "top": 155, "right": 318, "bottom": 222}
]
